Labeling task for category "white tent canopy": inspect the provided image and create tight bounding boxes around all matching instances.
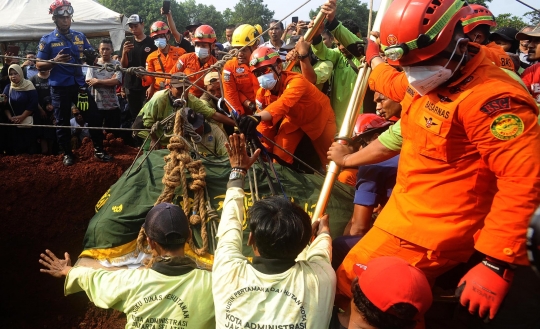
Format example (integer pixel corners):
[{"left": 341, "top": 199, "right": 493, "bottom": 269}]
[{"left": 0, "top": 0, "right": 128, "bottom": 51}]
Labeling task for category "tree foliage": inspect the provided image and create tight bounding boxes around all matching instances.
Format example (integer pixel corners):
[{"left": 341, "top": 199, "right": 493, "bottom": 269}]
[
  {"left": 309, "top": 0, "right": 373, "bottom": 36},
  {"left": 525, "top": 11, "right": 540, "bottom": 26},
  {"left": 225, "top": 0, "right": 274, "bottom": 28},
  {"left": 467, "top": 0, "right": 493, "bottom": 7},
  {"left": 495, "top": 13, "right": 528, "bottom": 30}
]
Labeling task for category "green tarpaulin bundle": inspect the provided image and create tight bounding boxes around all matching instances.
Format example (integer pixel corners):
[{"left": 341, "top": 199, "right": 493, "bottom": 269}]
[{"left": 81, "top": 150, "right": 354, "bottom": 268}]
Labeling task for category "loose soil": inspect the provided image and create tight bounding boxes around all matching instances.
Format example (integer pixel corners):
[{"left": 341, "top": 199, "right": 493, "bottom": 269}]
[{"left": 1, "top": 135, "right": 136, "bottom": 328}]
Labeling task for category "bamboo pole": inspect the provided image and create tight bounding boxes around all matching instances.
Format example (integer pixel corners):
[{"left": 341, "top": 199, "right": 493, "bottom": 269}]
[{"left": 311, "top": 0, "right": 394, "bottom": 222}]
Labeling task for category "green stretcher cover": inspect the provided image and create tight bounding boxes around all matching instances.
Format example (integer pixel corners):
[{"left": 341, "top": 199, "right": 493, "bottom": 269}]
[{"left": 84, "top": 150, "right": 355, "bottom": 257}]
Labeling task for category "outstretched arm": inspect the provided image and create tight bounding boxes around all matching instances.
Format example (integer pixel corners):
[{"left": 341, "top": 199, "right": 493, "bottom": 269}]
[{"left": 39, "top": 249, "right": 72, "bottom": 278}]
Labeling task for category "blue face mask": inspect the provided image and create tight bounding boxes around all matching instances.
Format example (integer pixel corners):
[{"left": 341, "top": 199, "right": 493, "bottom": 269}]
[
  {"left": 257, "top": 72, "right": 277, "bottom": 90},
  {"left": 154, "top": 38, "right": 167, "bottom": 49},
  {"left": 195, "top": 47, "right": 209, "bottom": 59}
]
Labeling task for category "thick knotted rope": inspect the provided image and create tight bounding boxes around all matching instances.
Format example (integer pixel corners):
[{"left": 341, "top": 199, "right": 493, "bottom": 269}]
[{"left": 136, "top": 105, "right": 211, "bottom": 264}]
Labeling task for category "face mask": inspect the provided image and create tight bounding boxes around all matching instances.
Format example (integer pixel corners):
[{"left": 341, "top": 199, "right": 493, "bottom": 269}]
[
  {"left": 257, "top": 72, "right": 277, "bottom": 90},
  {"left": 195, "top": 47, "right": 209, "bottom": 59},
  {"left": 403, "top": 38, "right": 467, "bottom": 96},
  {"left": 154, "top": 38, "right": 167, "bottom": 49}
]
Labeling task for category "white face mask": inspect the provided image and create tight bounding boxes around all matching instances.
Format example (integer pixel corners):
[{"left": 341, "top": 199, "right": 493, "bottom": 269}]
[
  {"left": 154, "top": 38, "right": 167, "bottom": 49},
  {"left": 257, "top": 72, "right": 277, "bottom": 90},
  {"left": 195, "top": 47, "right": 209, "bottom": 59},
  {"left": 403, "top": 38, "right": 467, "bottom": 96}
]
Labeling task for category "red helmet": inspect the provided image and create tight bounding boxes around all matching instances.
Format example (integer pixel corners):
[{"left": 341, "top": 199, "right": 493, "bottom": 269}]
[
  {"left": 49, "top": 0, "right": 73, "bottom": 16},
  {"left": 192, "top": 25, "right": 217, "bottom": 43},
  {"left": 380, "top": 0, "right": 473, "bottom": 66},
  {"left": 150, "top": 21, "right": 170, "bottom": 38},
  {"left": 249, "top": 46, "right": 281, "bottom": 71},
  {"left": 461, "top": 4, "right": 496, "bottom": 34},
  {"left": 353, "top": 113, "right": 392, "bottom": 137}
]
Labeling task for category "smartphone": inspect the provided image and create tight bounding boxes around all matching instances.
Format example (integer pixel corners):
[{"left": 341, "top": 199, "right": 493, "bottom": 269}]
[
  {"left": 59, "top": 47, "right": 71, "bottom": 55},
  {"left": 163, "top": 0, "right": 170, "bottom": 14},
  {"left": 6, "top": 45, "right": 20, "bottom": 55},
  {"left": 125, "top": 35, "right": 135, "bottom": 44},
  {"left": 292, "top": 16, "right": 298, "bottom": 24}
]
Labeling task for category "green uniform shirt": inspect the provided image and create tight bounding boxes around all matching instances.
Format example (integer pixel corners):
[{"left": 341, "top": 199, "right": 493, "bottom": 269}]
[
  {"left": 291, "top": 60, "right": 334, "bottom": 91},
  {"left": 312, "top": 22, "right": 362, "bottom": 128},
  {"left": 378, "top": 120, "right": 403, "bottom": 152},
  {"left": 138, "top": 90, "right": 216, "bottom": 147},
  {"left": 65, "top": 262, "right": 215, "bottom": 329},
  {"left": 198, "top": 122, "right": 228, "bottom": 157}
]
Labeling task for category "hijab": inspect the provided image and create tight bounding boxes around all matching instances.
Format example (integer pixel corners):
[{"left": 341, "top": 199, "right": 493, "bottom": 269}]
[{"left": 8, "top": 64, "right": 35, "bottom": 92}]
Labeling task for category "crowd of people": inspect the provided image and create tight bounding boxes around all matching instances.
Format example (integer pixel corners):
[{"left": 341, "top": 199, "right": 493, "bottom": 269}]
[{"left": 19, "top": 0, "right": 540, "bottom": 328}]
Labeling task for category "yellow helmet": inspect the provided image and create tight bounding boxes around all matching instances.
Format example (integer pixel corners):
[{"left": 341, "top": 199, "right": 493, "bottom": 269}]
[
  {"left": 254, "top": 24, "right": 263, "bottom": 35},
  {"left": 231, "top": 24, "right": 260, "bottom": 48}
]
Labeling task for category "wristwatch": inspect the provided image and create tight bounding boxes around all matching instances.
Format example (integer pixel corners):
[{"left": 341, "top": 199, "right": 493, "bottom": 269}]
[
  {"left": 297, "top": 53, "right": 309, "bottom": 60},
  {"left": 229, "top": 169, "right": 246, "bottom": 180}
]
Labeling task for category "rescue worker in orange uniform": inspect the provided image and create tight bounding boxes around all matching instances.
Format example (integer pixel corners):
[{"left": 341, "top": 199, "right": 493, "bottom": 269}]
[
  {"left": 332, "top": 0, "right": 540, "bottom": 327},
  {"left": 142, "top": 21, "right": 186, "bottom": 99},
  {"left": 239, "top": 46, "right": 336, "bottom": 166},
  {"left": 222, "top": 24, "right": 260, "bottom": 116},
  {"left": 461, "top": 4, "right": 515, "bottom": 71},
  {"left": 170, "top": 25, "right": 218, "bottom": 98}
]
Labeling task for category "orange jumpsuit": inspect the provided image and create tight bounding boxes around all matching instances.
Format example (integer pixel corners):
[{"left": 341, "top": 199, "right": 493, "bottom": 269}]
[
  {"left": 142, "top": 46, "right": 186, "bottom": 92},
  {"left": 256, "top": 71, "right": 336, "bottom": 165},
  {"left": 222, "top": 58, "right": 259, "bottom": 115},
  {"left": 336, "top": 45, "right": 540, "bottom": 306},
  {"left": 482, "top": 41, "right": 515, "bottom": 71},
  {"left": 170, "top": 53, "right": 217, "bottom": 98}
]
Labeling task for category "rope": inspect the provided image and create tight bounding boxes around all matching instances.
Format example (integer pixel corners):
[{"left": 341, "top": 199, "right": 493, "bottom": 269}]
[
  {"left": 0, "top": 122, "right": 149, "bottom": 131},
  {"left": 152, "top": 107, "right": 211, "bottom": 257}
]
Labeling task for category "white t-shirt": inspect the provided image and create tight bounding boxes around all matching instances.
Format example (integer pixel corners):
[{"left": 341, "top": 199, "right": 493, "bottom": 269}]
[
  {"left": 213, "top": 187, "right": 336, "bottom": 329},
  {"left": 86, "top": 59, "right": 122, "bottom": 110}
]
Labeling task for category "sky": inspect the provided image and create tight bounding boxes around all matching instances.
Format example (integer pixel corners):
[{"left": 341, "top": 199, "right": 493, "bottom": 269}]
[{"left": 199, "top": 0, "right": 536, "bottom": 27}]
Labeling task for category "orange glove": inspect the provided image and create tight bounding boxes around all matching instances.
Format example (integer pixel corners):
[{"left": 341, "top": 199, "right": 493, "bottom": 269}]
[{"left": 456, "top": 257, "right": 514, "bottom": 320}]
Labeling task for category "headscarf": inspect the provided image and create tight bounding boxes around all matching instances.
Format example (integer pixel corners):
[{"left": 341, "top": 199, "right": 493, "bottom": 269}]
[{"left": 8, "top": 64, "right": 35, "bottom": 92}]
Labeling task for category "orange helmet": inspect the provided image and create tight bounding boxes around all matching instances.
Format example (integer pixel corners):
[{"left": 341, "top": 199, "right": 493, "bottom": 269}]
[
  {"left": 353, "top": 113, "right": 392, "bottom": 137},
  {"left": 380, "top": 0, "right": 473, "bottom": 66},
  {"left": 461, "top": 4, "right": 496, "bottom": 34},
  {"left": 249, "top": 47, "right": 281, "bottom": 71},
  {"left": 192, "top": 25, "right": 217, "bottom": 43},
  {"left": 150, "top": 21, "right": 169, "bottom": 38},
  {"left": 49, "top": 0, "right": 73, "bottom": 16}
]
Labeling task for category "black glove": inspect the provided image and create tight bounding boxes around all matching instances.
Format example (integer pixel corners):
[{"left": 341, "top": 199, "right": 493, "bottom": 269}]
[{"left": 238, "top": 115, "right": 261, "bottom": 137}]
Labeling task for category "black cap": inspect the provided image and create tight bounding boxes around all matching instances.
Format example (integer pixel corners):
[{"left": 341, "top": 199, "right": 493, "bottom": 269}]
[
  {"left": 183, "top": 107, "right": 204, "bottom": 130},
  {"left": 186, "top": 21, "right": 202, "bottom": 31},
  {"left": 143, "top": 203, "right": 189, "bottom": 245},
  {"left": 491, "top": 27, "right": 519, "bottom": 42}
]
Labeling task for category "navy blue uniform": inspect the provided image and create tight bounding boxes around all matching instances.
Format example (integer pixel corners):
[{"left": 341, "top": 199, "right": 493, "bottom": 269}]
[{"left": 37, "top": 29, "right": 103, "bottom": 153}]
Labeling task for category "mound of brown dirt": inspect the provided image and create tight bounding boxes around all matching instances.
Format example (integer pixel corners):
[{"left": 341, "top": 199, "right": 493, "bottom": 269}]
[{"left": 0, "top": 135, "right": 138, "bottom": 328}]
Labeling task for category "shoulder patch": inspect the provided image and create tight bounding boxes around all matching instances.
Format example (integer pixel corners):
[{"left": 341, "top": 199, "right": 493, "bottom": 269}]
[
  {"left": 481, "top": 97, "right": 510, "bottom": 116},
  {"left": 176, "top": 60, "right": 184, "bottom": 71},
  {"left": 223, "top": 71, "right": 230, "bottom": 82},
  {"left": 38, "top": 42, "right": 45, "bottom": 51},
  {"left": 490, "top": 113, "right": 524, "bottom": 140}
]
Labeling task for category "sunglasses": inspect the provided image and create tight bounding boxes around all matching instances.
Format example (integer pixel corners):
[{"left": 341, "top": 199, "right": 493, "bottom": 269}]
[
  {"left": 253, "top": 66, "right": 274, "bottom": 78},
  {"left": 207, "top": 77, "right": 219, "bottom": 84}
]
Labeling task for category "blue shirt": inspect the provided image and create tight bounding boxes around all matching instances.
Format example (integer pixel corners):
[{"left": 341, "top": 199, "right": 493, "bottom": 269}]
[
  {"left": 353, "top": 155, "right": 400, "bottom": 207},
  {"left": 3, "top": 85, "right": 38, "bottom": 116},
  {"left": 37, "top": 29, "right": 93, "bottom": 87}
]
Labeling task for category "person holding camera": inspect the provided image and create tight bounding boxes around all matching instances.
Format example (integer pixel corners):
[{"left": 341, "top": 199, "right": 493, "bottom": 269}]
[{"left": 36, "top": 0, "right": 111, "bottom": 166}]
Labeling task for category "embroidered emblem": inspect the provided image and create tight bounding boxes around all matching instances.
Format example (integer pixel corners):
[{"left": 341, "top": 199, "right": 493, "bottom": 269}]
[{"left": 490, "top": 114, "right": 524, "bottom": 140}]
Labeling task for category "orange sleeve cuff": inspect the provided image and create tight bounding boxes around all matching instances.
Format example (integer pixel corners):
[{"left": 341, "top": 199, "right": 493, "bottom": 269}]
[{"left": 474, "top": 229, "right": 529, "bottom": 265}]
